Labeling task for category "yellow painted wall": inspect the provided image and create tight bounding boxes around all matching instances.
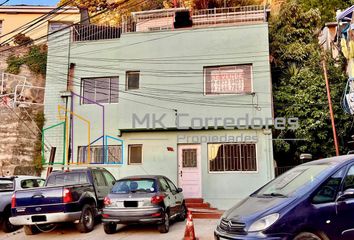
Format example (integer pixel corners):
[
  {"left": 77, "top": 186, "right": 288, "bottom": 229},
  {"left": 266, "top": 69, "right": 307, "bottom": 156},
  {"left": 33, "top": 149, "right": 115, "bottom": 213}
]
[{"left": 0, "top": 11, "right": 80, "bottom": 44}]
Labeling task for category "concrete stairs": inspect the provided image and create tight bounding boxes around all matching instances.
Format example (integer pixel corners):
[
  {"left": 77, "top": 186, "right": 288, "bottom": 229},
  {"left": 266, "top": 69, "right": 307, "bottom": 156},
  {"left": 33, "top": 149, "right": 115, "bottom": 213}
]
[{"left": 185, "top": 198, "right": 223, "bottom": 219}]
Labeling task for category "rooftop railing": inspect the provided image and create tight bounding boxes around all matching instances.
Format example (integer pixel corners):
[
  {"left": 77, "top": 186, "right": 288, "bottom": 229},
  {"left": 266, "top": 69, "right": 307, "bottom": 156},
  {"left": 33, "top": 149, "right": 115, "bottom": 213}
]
[
  {"left": 71, "top": 5, "right": 268, "bottom": 40},
  {"left": 72, "top": 24, "right": 121, "bottom": 42},
  {"left": 191, "top": 5, "right": 267, "bottom": 27}
]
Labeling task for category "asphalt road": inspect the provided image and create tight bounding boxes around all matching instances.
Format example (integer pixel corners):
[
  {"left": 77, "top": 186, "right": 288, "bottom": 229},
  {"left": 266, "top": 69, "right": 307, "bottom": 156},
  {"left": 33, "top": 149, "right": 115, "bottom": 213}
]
[{"left": 0, "top": 219, "right": 217, "bottom": 240}]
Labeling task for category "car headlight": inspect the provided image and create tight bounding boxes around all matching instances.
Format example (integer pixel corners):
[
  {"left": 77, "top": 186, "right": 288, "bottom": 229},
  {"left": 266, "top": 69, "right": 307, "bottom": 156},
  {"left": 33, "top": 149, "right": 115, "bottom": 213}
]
[{"left": 248, "top": 213, "right": 279, "bottom": 232}]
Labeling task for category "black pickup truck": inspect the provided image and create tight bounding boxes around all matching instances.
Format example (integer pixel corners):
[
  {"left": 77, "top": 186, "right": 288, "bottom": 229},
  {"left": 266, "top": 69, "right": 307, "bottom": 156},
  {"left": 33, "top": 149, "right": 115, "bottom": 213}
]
[{"left": 9, "top": 168, "right": 116, "bottom": 235}]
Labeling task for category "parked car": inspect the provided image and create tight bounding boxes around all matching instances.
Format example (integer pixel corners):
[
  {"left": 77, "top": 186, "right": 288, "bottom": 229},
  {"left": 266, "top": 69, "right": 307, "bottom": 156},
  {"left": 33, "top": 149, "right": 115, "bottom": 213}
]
[
  {"left": 102, "top": 175, "right": 187, "bottom": 234},
  {"left": 214, "top": 155, "right": 354, "bottom": 240},
  {"left": 0, "top": 176, "right": 44, "bottom": 233},
  {"left": 9, "top": 167, "right": 116, "bottom": 235}
]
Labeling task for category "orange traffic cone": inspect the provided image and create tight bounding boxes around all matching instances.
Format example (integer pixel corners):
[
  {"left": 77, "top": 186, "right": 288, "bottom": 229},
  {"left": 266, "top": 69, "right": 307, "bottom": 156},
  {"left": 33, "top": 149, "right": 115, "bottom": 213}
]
[{"left": 184, "top": 211, "right": 197, "bottom": 240}]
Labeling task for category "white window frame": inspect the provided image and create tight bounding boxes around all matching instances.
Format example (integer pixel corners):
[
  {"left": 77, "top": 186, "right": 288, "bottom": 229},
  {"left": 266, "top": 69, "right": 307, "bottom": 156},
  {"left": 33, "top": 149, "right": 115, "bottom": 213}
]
[
  {"left": 203, "top": 64, "right": 254, "bottom": 96},
  {"left": 81, "top": 76, "right": 119, "bottom": 104}
]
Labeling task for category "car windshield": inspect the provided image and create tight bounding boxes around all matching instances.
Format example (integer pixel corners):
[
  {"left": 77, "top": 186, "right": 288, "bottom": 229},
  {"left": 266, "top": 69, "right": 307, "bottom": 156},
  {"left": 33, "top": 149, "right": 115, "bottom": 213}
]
[
  {"left": 0, "top": 179, "right": 14, "bottom": 191},
  {"left": 112, "top": 179, "right": 157, "bottom": 193},
  {"left": 255, "top": 163, "right": 332, "bottom": 197}
]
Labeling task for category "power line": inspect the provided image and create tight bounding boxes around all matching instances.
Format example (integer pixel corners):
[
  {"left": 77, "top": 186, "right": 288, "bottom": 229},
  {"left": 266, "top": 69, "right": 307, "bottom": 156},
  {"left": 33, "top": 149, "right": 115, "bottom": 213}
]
[
  {"left": 0, "top": 0, "right": 144, "bottom": 53},
  {"left": 0, "top": 0, "right": 75, "bottom": 45}
]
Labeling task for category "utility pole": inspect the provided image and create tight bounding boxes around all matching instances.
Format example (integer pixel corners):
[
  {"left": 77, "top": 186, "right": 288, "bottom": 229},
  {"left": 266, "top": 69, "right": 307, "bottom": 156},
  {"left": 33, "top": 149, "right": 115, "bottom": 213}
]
[{"left": 322, "top": 58, "right": 340, "bottom": 156}]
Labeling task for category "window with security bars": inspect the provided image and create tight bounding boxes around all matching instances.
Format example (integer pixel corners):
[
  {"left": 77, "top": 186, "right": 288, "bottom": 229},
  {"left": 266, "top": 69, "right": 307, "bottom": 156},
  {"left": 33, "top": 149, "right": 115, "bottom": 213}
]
[
  {"left": 78, "top": 145, "right": 122, "bottom": 164},
  {"left": 204, "top": 64, "right": 252, "bottom": 95},
  {"left": 81, "top": 77, "right": 119, "bottom": 104},
  {"left": 182, "top": 149, "right": 197, "bottom": 168},
  {"left": 208, "top": 143, "right": 257, "bottom": 172}
]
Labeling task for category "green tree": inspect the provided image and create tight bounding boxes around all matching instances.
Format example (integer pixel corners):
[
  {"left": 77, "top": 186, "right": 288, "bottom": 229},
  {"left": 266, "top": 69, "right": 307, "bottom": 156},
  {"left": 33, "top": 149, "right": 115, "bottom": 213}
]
[
  {"left": 298, "top": 0, "right": 353, "bottom": 25},
  {"left": 270, "top": 1, "right": 353, "bottom": 165}
]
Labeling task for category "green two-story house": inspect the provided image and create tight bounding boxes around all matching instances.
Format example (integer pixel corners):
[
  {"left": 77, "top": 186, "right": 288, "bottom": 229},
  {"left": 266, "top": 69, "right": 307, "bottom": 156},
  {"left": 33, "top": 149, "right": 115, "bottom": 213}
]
[{"left": 43, "top": 6, "right": 274, "bottom": 210}]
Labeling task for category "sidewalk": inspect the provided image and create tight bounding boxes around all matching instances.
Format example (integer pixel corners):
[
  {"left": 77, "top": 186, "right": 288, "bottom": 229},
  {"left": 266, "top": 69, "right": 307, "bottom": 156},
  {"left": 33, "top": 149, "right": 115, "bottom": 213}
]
[{"left": 0, "top": 219, "right": 218, "bottom": 240}]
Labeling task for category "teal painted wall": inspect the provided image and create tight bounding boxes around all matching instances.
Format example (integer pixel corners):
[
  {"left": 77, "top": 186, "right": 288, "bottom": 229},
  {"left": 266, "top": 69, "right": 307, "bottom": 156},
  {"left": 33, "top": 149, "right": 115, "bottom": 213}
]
[{"left": 44, "top": 23, "right": 274, "bottom": 209}]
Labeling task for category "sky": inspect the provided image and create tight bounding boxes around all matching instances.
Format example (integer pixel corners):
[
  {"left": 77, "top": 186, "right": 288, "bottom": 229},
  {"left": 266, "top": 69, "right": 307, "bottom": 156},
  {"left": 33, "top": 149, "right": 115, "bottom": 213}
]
[{"left": 5, "top": 0, "right": 58, "bottom": 6}]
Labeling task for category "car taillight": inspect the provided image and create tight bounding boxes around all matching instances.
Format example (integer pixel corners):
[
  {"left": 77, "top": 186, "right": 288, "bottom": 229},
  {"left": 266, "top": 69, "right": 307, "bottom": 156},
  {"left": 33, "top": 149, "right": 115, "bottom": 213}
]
[
  {"left": 103, "top": 196, "right": 111, "bottom": 206},
  {"left": 11, "top": 193, "right": 16, "bottom": 208},
  {"left": 151, "top": 194, "right": 165, "bottom": 204},
  {"left": 63, "top": 188, "right": 73, "bottom": 203}
]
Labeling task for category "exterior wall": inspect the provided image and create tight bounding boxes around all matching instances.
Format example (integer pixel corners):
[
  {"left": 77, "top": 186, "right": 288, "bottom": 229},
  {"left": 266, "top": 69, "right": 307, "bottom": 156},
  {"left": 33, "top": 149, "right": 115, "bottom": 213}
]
[
  {"left": 0, "top": 8, "right": 80, "bottom": 44},
  {"left": 44, "top": 23, "right": 274, "bottom": 209}
]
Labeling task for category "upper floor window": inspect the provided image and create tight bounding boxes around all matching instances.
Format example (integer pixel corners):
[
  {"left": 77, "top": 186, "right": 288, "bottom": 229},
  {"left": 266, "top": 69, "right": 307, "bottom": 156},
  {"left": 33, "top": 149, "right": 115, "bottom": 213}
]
[
  {"left": 48, "top": 21, "right": 71, "bottom": 33},
  {"left": 204, "top": 64, "right": 252, "bottom": 95},
  {"left": 81, "top": 77, "right": 119, "bottom": 104},
  {"left": 0, "top": 21, "right": 3, "bottom": 35},
  {"left": 126, "top": 71, "right": 140, "bottom": 90},
  {"left": 208, "top": 143, "right": 257, "bottom": 172}
]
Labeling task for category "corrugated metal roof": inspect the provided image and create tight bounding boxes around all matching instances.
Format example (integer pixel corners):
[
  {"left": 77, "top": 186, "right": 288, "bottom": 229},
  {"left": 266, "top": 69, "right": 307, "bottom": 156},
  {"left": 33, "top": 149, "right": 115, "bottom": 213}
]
[{"left": 337, "top": 5, "right": 354, "bottom": 21}]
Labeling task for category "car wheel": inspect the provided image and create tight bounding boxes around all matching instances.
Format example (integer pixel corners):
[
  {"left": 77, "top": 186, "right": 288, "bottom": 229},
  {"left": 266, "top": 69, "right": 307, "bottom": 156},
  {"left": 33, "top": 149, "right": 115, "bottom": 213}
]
[
  {"left": 294, "top": 232, "right": 323, "bottom": 240},
  {"left": 76, "top": 204, "right": 95, "bottom": 233},
  {"left": 177, "top": 204, "right": 187, "bottom": 221},
  {"left": 1, "top": 212, "right": 18, "bottom": 233},
  {"left": 158, "top": 211, "right": 170, "bottom": 233},
  {"left": 103, "top": 222, "right": 117, "bottom": 234},
  {"left": 23, "top": 225, "right": 38, "bottom": 235}
]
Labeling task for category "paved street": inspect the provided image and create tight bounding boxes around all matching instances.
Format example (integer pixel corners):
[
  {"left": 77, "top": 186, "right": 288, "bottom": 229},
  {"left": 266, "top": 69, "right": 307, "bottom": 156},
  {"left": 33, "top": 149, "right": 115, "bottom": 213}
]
[{"left": 0, "top": 219, "right": 217, "bottom": 240}]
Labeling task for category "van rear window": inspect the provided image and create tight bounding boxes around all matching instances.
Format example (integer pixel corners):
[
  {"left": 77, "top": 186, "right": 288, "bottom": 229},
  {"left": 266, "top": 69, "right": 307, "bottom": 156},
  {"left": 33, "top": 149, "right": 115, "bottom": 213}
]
[
  {"left": 46, "top": 172, "right": 89, "bottom": 186},
  {"left": 0, "top": 179, "right": 14, "bottom": 191}
]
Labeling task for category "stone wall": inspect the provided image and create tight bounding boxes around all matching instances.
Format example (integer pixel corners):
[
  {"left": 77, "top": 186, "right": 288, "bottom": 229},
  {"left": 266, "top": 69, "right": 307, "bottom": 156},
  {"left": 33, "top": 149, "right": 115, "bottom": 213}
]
[{"left": 0, "top": 45, "right": 45, "bottom": 176}]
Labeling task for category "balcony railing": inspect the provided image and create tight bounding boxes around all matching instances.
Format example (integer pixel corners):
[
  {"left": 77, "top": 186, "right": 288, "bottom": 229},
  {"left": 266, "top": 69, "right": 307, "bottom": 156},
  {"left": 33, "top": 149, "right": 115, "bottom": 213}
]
[
  {"left": 72, "top": 24, "right": 121, "bottom": 42},
  {"left": 191, "top": 5, "right": 267, "bottom": 27}
]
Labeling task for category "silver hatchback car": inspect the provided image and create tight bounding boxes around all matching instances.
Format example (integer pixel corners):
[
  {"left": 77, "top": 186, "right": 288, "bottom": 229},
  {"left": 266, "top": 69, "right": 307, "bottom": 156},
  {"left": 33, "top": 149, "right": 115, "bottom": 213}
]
[{"left": 102, "top": 175, "right": 187, "bottom": 234}]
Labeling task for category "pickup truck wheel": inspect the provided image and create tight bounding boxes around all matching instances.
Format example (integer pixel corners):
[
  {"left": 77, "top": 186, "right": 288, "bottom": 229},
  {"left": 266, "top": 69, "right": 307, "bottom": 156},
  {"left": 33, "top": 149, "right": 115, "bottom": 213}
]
[
  {"left": 294, "top": 232, "right": 323, "bottom": 240},
  {"left": 76, "top": 204, "right": 95, "bottom": 233},
  {"left": 23, "top": 225, "right": 38, "bottom": 235},
  {"left": 157, "top": 211, "right": 170, "bottom": 233},
  {"left": 1, "top": 212, "right": 18, "bottom": 233},
  {"left": 103, "top": 222, "right": 117, "bottom": 234}
]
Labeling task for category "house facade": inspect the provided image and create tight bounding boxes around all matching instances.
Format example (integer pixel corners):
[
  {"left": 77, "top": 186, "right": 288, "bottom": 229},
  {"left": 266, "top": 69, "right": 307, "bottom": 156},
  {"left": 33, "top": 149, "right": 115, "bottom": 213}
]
[
  {"left": 0, "top": 5, "right": 80, "bottom": 44},
  {"left": 43, "top": 6, "right": 274, "bottom": 210}
]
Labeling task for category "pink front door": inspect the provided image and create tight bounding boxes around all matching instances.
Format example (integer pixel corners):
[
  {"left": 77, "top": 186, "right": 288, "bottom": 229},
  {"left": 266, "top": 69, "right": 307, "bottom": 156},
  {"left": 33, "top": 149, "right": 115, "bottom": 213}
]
[{"left": 178, "top": 144, "right": 202, "bottom": 198}]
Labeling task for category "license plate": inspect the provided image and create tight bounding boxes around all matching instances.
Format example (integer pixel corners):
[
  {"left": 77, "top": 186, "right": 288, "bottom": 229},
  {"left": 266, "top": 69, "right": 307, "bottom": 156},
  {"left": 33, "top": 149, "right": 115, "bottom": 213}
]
[
  {"left": 31, "top": 215, "right": 46, "bottom": 222},
  {"left": 124, "top": 201, "right": 138, "bottom": 208}
]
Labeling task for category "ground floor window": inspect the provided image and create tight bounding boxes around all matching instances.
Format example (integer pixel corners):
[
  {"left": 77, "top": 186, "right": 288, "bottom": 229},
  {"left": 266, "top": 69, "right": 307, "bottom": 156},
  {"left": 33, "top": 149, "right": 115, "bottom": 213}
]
[
  {"left": 128, "top": 144, "right": 143, "bottom": 165},
  {"left": 78, "top": 145, "right": 122, "bottom": 164},
  {"left": 208, "top": 143, "right": 257, "bottom": 172}
]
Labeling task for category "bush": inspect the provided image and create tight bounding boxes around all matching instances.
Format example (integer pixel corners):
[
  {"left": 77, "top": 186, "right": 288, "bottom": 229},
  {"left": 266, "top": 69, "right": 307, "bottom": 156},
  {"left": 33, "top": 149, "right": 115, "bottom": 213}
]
[
  {"left": 6, "top": 55, "right": 24, "bottom": 74},
  {"left": 5, "top": 44, "right": 47, "bottom": 76},
  {"left": 14, "top": 33, "right": 33, "bottom": 46},
  {"left": 24, "top": 45, "right": 48, "bottom": 76}
]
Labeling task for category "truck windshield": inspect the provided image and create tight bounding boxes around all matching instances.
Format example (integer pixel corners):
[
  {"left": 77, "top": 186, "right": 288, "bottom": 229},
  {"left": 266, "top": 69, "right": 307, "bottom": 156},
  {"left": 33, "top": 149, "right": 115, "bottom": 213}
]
[
  {"left": 0, "top": 179, "right": 14, "bottom": 191},
  {"left": 255, "top": 163, "right": 332, "bottom": 197},
  {"left": 112, "top": 179, "right": 157, "bottom": 193}
]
